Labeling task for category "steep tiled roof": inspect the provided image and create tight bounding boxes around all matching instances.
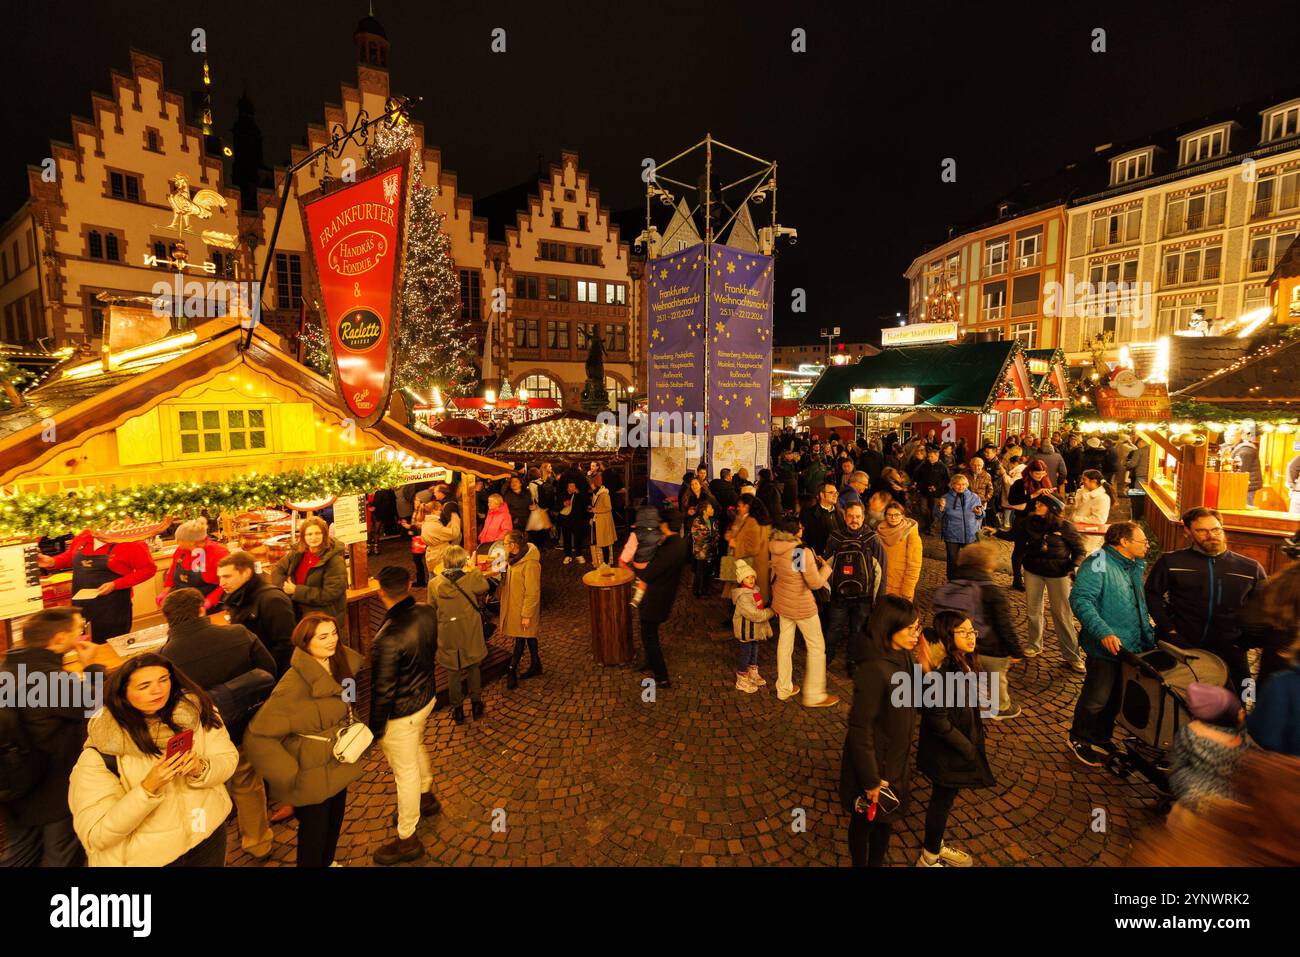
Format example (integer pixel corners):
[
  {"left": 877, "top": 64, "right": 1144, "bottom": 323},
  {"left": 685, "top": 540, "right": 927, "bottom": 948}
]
[
  {"left": 1174, "top": 337, "right": 1300, "bottom": 406},
  {"left": 1268, "top": 235, "right": 1300, "bottom": 283}
]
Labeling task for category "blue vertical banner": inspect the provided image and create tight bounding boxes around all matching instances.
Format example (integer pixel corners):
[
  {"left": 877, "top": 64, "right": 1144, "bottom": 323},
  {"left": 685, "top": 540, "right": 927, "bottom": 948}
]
[
  {"left": 646, "top": 245, "right": 708, "bottom": 504},
  {"left": 707, "top": 244, "right": 773, "bottom": 481}
]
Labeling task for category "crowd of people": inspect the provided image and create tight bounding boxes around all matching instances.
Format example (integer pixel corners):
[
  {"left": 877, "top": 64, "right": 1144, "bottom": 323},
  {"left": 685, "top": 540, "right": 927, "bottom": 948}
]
[{"left": 3, "top": 425, "right": 1299, "bottom": 869}]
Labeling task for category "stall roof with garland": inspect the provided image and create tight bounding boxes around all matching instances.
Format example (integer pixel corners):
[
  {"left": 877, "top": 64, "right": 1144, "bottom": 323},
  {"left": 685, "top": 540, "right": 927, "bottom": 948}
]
[
  {"left": 1172, "top": 335, "right": 1300, "bottom": 409},
  {"left": 489, "top": 411, "right": 625, "bottom": 461},
  {"left": 1024, "top": 347, "right": 1067, "bottom": 399},
  {"left": 0, "top": 319, "right": 515, "bottom": 487},
  {"left": 801, "top": 340, "right": 1022, "bottom": 412}
]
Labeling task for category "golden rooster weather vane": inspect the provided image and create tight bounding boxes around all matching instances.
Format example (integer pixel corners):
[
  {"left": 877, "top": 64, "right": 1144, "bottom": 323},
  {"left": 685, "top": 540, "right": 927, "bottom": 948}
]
[{"left": 164, "top": 174, "right": 237, "bottom": 249}]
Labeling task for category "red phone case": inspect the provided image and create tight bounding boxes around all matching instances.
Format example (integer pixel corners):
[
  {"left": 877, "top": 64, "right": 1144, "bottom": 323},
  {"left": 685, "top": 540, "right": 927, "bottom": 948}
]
[{"left": 165, "top": 729, "right": 194, "bottom": 760}]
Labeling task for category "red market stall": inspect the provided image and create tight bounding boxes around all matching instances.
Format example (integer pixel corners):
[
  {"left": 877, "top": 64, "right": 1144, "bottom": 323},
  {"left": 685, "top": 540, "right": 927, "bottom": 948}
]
[{"left": 800, "top": 340, "right": 1063, "bottom": 447}]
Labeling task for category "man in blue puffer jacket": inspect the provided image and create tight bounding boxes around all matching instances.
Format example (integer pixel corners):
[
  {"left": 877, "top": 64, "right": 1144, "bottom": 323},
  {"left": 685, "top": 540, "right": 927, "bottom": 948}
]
[{"left": 1067, "top": 521, "right": 1156, "bottom": 766}]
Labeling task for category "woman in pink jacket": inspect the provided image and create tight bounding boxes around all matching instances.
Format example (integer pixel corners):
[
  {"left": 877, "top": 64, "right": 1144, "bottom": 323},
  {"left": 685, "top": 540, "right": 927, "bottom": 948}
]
[
  {"left": 479, "top": 493, "right": 514, "bottom": 545},
  {"left": 768, "top": 517, "right": 840, "bottom": 709}
]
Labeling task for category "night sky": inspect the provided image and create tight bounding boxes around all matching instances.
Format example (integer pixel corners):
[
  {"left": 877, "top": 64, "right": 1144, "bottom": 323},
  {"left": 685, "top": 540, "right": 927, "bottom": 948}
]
[{"left": 2, "top": 0, "right": 1297, "bottom": 344}]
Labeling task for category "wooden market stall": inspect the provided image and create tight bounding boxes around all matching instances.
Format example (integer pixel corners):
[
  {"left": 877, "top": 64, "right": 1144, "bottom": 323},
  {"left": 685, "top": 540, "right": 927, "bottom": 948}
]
[
  {"left": 0, "top": 316, "right": 514, "bottom": 654},
  {"left": 488, "top": 410, "right": 636, "bottom": 520},
  {"left": 1138, "top": 335, "right": 1300, "bottom": 574},
  {"left": 800, "top": 340, "right": 1066, "bottom": 447}
]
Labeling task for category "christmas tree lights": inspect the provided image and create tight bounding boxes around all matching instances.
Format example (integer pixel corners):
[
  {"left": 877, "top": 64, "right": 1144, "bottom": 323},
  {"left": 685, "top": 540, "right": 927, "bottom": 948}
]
[{"left": 368, "top": 122, "right": 480, "bottom": 397}]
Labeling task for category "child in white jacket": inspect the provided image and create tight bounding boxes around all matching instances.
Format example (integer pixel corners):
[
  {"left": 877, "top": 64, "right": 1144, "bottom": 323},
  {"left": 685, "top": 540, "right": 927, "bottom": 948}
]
[
  {"left": 731, "top": 560, "right": 774, "bottom": 693},
  {"left": 1072, "top": 469, "right": 1113, "bottom": 553}
]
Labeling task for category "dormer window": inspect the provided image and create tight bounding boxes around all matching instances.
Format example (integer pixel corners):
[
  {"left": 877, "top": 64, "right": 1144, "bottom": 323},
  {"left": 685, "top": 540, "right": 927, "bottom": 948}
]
[
  {"left": 1111, "top": 149, "right": 1153, "bottom": 186},
  {"left": 1263, "top": 100, "right": 1300, "bottom": 143},
  {"left": 1179, "top": 125, "right": 1230, "bottom": 166}
]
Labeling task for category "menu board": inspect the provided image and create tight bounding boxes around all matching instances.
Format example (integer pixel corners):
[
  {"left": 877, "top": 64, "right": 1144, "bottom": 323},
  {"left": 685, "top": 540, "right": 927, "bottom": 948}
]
[
  {"left": 0, "top": 543, "right": 44, "bottom": 620},
  {"left": 332, "top": 494, "right": 368, "bottom": 545}
]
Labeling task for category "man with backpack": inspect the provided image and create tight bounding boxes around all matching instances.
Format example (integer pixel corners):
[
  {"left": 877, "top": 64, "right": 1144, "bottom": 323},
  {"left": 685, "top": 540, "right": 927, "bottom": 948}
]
[
  {"left": 821, "top": 501, "right": 888, "bottom": 678},
  {"left": 0, "top": 607, "right": 102, "bottom": 866},
  {"left": 933, "top": 542, "right": 1025, "bottom": 719},
  {"left": 159, "top": 587, "right": 277, "bottom": 860}
]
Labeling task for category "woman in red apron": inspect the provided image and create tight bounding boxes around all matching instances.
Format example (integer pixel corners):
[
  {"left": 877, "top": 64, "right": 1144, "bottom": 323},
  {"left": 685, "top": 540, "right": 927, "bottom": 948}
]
[{"left": 39, "top": 531, "right": 155, "bottom": 643}]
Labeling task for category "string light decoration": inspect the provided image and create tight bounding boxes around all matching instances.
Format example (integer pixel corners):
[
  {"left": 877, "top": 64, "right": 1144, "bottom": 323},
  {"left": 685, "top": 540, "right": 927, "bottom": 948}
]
[
  {"left": 368, "top": 122, "right": 479, "bottom": 397},
  {"left": 0, "top": 461, "right": 406, "bottom": 539},
  {"left": 0, "top": 356, "right": 34, "bottom": 410},
  {"left": 299, "top": 318, "right": 329, "bottom": 376},
  {"left": 492, "top": 416, "right": 623, "bottom": 456}
]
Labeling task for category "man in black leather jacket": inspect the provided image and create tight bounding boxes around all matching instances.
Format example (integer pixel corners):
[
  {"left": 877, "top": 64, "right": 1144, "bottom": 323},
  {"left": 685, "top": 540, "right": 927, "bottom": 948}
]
[{"left": 369, "top": 565, "right": 440, "bottom": 865}]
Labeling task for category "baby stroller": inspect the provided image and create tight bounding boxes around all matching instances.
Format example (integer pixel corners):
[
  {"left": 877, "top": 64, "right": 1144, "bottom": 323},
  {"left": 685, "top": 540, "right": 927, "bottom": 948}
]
[{"left": 1105, "top": 641, "right": 1229, "bottom": 807}]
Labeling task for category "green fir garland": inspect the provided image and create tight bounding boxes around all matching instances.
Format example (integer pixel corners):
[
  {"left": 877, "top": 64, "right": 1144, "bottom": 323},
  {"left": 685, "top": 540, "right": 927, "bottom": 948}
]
[{"left": 0, "top": 460, "right": 407, "bottom": 539}]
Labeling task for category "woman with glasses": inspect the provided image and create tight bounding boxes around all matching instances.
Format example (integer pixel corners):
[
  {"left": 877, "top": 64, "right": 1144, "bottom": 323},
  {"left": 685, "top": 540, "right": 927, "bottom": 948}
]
[
  {"left": 915, "top": 611, "right": 996, "bottom": 867},
  {"left": 840, "top": 595, "right": 922, "bottom": 866},
  {"left": 244, "top": 613, "right": 367, "bottom": 866}
]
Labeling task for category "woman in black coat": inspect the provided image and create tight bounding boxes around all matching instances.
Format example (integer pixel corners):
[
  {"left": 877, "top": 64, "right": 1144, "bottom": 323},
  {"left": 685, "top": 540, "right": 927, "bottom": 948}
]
[
  {"left": 840, "top": 595, "right": 922, "bottom": 867},
  {"left": 557, "top": 479, "right": 592, "bottom": 563},
  {"left": 502, "top": 475, "right": 534, "bottom": 533},
  {"left": 1013, "top": 496, "right": 1086, "bottom": 668},
  {"left": 755, "top": 469, "right": 785, "bottom": 524},
  {"left": 916, "top": 610, "right": 996, "bottom": 868},
  {"left": 1000, "top": 458, "right": 1054, "bottom": 590}
]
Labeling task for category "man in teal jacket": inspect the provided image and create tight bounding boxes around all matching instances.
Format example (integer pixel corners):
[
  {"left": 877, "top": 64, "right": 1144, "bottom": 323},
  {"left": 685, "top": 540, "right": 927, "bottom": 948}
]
[{"left": 1067, "top": 521, "right": 1156, "bottom": 766}]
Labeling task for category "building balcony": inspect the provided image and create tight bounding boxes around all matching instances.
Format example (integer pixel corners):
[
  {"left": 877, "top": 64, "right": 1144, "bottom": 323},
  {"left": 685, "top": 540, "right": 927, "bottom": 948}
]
[
  {"left": 1248, "top": 256, "right": 1271, "bottom": 273},
  {"left": 1251, "top": 199, "right": 1273, "bottom": 221},
  {"left": 1013, "top": 251, "right": 1042, "bottom": 271},
  {"left": 982, "top": 260, "right": 1007, "bottom": 278},
  {"left": 981, "top": 305, "right": 1006, "bottom": 322}
]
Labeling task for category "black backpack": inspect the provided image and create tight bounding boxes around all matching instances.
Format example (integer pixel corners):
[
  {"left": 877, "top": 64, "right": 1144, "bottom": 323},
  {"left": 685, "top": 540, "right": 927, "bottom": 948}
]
[
  {"left": 830, "top": 536, "right": 876, "bottom": 601},
  {"left": 0, "top": 704, "right": 46, "bottom": 803},
  {"left": 207, "top": 669, "right": 275, "bottom": 747}
]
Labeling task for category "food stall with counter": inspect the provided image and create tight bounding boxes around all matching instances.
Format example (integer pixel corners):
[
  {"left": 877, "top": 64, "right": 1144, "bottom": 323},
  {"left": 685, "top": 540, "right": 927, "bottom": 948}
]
[
  {"left": 0, "top": 316, "right": 515, "bottom": 656},
  {"left": 1132, "top": 335, "right": 1300, "bottom": 573}
]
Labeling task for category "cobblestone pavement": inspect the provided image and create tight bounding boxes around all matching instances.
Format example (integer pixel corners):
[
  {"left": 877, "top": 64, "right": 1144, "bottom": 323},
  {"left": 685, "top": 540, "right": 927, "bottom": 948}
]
[{"left": 223, "top": 510, "right": 1167, "bottom": 868}]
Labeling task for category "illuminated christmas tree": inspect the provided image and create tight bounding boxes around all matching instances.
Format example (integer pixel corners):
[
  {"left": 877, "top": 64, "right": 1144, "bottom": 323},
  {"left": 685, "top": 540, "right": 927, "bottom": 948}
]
[{"left": 368, "top": 121, "right": 479, "bottom": 396}]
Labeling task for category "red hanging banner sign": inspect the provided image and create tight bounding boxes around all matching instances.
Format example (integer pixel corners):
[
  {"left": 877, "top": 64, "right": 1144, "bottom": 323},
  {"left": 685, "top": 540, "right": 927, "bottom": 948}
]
[{"left": 300, "top": 151, "right": 410, "bottom": 427}]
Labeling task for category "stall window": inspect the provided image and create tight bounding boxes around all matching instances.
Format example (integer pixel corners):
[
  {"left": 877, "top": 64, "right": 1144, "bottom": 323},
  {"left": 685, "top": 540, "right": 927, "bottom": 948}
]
[
  {"left": 225, "top": 409, "right": 267, "bottom": 451},
  {"left": 1029, "top": 409, "right": 1042, "bottom": 438},
  {"left": 981, "top": 412, "right": 1001, "bottom": 447},
  {"left": 1007, "top": 410, "right": 1024, "bottom": 438},
  {"left": 177, "top": 406, "right": 268, "bottom": 456},
  {"left": 178, "top": 409, "right": 224, "bottom": 454}
]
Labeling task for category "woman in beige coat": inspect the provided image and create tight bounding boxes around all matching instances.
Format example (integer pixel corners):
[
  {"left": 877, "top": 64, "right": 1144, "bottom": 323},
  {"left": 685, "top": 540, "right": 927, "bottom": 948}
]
[
  {"left": 243, "top": 613, "right": 368, "bottom": 867},
  {"left": 421, "top": 498, "right": 463, "bottom": 574},
  {"left": 724, "top": 494, "right": 773, "bottom": 605},
  {"left": 68, "top": 653, "right": 238, "bottom": 867},
  {"left": 589, "top": 473, "right": 618, "bottom": 565},
  {"left": 499, "top": 530, "right": 543, "bottom": 688}
]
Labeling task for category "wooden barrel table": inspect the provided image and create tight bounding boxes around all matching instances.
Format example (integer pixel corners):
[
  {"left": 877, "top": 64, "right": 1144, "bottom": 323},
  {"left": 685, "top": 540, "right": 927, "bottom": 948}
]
[{"left": 582, "top": 565, "right": 635, "bottom": 665}]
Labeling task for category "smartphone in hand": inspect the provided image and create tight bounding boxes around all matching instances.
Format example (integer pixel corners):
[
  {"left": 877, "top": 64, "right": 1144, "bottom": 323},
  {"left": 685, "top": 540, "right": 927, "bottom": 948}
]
[{"left": 164, "top": 729, "right": 194, "bottom": 761}]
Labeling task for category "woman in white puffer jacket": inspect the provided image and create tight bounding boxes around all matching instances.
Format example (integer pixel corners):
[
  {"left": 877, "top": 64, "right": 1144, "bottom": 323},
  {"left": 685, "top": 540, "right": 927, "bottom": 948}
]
[
  {"left": 1072, "top": 469, "right": 1114, "bottom": 554},
  {"left": 69, "top": 653, "right": 237, "bottom": 867}
]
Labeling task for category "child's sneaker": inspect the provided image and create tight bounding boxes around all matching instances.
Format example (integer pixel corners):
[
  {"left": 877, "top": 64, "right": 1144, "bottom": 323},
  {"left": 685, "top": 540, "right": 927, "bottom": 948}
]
[
  {"left": 746, "top": 666, "right": 767, "bottom": 686},
  {"left": 735, "top": 673, "right": 758, "bottom": 693}
]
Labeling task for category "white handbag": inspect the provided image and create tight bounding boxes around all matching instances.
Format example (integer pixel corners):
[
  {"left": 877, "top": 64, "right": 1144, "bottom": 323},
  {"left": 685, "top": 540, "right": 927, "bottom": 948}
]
[{"left": 300, "top": 710, "right": 374, "bottom": 764}]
